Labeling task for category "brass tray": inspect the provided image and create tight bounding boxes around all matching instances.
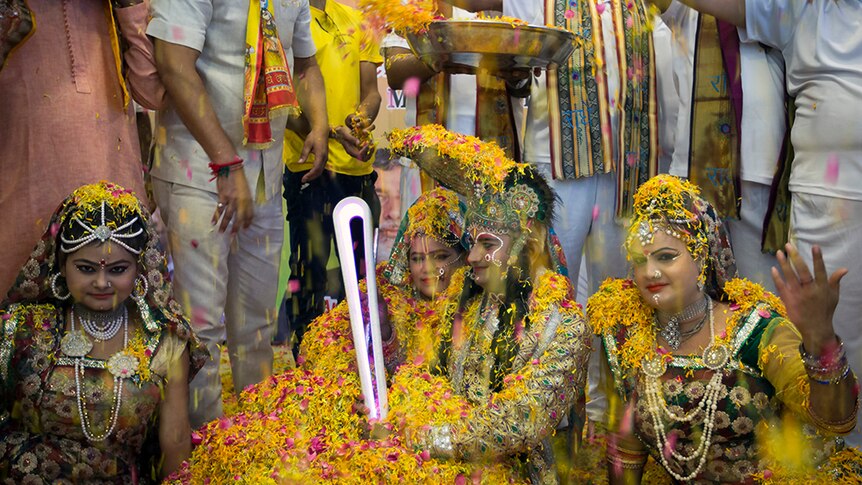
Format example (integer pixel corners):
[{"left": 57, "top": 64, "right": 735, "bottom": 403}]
[{"left": 405, "top": 20, "right": 575, "bottom": 74}]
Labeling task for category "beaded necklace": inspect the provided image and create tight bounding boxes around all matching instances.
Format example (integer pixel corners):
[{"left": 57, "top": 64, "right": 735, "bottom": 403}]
[
  {"left": 640, "top": 299, "right": 732, "bottom": 481},
  {"left": 59, "top": 306, "right": 140, "bottom": 441}
]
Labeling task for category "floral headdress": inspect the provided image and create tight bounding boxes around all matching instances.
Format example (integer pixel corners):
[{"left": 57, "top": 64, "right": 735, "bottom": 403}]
[
  {"left": 384, "top": 187, "right": 467, "bottom": 287},
  {"left": 388, "top": 125, "right": 557, "bottom": 266},
  {"left": 3, "top": 181, "right": 207, "bottom": 375},
  {"left": 626, "top": 174, "right": 737, "bottom": 300}
]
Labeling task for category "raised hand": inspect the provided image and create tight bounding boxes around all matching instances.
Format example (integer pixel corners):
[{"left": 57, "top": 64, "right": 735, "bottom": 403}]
[{"left": 771, "top": 243, "right": 848, "bottom": 353}]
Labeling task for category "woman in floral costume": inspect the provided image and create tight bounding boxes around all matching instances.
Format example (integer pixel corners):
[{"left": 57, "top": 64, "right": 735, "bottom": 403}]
[
  {"left": 0, "top": 182, "right": 205, "bottom": 483},
  {"left": 386, "top": 125, "right": 592, "bottom": 484},
  {"left": 589, "top": 175, "right": 859, "bottom": 483},
  {"left": 167, "top": 127, "right": 590, "bottom": 484},
  {"left": 301, "top": 186, "right": 468, "bottom": 375}
]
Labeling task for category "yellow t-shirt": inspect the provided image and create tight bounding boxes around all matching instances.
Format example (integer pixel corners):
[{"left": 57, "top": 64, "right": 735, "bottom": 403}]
[{"left": 284, "top": 1, "right": 382, "bottom": 176}]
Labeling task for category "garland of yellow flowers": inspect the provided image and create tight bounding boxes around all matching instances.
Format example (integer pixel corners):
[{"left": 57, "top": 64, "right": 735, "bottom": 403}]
[
  {"left": 388, "top": 124, "right": 528, "bottom": 195},
  {"left": 65, "top": 181, "right": 142, "bottom": 225},
  {"left": 357, "top": 0, "right": 439, "bottom": 34},
  {"left": 403, "top": 189, "right": 461, "bottom": 246},
  {"left": 165, "top": 266, "right": 526, "bottom": 483},
  {"left": 587, "top": 277, "right": 786, "bottom": 379},
  {"left": 389, "top": 267, "right": 580, "bottom": 447}
]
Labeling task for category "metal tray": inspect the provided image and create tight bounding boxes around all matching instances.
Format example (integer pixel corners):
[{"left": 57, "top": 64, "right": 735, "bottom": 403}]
[{"left": 405, "top": 20, "right": 575, "bottom": 74}]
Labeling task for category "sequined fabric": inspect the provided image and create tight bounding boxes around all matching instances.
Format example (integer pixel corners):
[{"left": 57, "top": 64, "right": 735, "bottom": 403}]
[{"left": 420, "top": 269, "right": 591, "bottom": 484}]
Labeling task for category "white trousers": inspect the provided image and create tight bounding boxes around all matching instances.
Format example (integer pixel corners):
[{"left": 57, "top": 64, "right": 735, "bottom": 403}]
[
  {"left": 534, "top": 167, "right": 629, "bottom": 424},
  {"left": 153, "top": 179, "right": 283, "bottom": 427},
  {"left": 726, "top": 181, "right": 778, "bottom": 292},
  {"left": 790, "top": 191, "right": 862, "bottom": 447}
]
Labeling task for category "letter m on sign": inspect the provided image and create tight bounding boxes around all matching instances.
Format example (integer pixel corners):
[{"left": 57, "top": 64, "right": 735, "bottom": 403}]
[{"left": 388, "top": 88, "right": 406, "bottom": 109}]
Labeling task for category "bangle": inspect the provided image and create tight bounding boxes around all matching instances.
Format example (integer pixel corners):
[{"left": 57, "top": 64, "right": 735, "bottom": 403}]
[
  {"left": 208, "top": 156, "right": 244, "bottom": 181},
  {"left": 807, "top": 394, "right": 859, "bottom": 435},
  {"left": 800, "top": 336, "right": 850, "bottom": 384},
  {"left": 810, "top": 365, "right": 851, "bottom": 385}
]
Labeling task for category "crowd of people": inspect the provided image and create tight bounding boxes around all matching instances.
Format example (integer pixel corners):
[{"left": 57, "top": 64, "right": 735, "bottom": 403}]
[{"left": 0, "top": 0, "right": 860, "bottom": 483}]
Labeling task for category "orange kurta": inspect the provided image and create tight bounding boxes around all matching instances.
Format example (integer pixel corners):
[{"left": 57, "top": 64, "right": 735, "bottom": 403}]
[{"left": 0, "top": 0, "right": 164, "bottom": 295}]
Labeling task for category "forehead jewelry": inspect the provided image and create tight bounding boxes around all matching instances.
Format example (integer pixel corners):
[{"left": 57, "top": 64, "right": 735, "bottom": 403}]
[
  {"left": 436, "top": 252, "right": 462, "bottom": 277},
  {"left": 61, "top": 201, "right": 144, "bottom": 255}
]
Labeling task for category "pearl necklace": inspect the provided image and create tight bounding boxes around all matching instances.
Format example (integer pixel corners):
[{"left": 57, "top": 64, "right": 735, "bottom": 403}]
[
  {"left": 75, "top": 304, "right": 126, "bottom": 341},
  {"left": 641, "top": 299, "right": 731, "bottom": 481},
  {"left": 62, "top": 307, "right": 139, "bottom": 442}
]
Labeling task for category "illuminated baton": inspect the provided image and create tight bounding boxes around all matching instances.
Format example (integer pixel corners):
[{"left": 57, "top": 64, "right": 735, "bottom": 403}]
[{"left": 332, "top": 196, "right": 388, "bottom": 420}]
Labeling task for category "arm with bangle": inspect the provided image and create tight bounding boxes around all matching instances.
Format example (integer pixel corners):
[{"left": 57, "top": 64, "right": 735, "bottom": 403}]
[
  {"left": 153, "top": 40, "right": 253, "bottom": 233},
  {"left": 607, "top": 400, "right": 648, "bottom": 485},
  {"left": 770, "top": 243, "right": 858, "bottom": 432}
]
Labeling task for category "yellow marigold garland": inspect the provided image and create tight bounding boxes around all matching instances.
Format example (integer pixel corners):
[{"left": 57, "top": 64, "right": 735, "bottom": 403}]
[
  {"left": 166, "top": 265, "right": 526, "bottom": 483},
  {"left": 66, "top": 181, "right": 141, "bottom": 225},
  {"left": 404, "top": 189, "right": 461, "bottom": 246},
  {"left": 124, "top": 329, "right": 152, "bottom": 382},
  {"left": 388, "top": 124, "right": 528, "bottom": 195},
  {"left": 357, "top": 0, "right": 439, "bottom": 34}
]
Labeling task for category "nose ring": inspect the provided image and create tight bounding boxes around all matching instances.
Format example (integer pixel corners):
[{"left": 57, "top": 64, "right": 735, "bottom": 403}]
[
  {"left": 484, "top": 254, "right": 491, "bottom": 262},
  {"left": 107, "top": 281, "right": 113, "bottom": 288},
  {"left": 652, "top": 270, "right": 662, "bottom": 280}
]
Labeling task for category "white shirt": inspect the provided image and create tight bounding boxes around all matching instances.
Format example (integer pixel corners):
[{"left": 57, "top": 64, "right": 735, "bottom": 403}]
[
  {"left": 662, "top": 1, "right": 785, "bottom": 186},
  {"left": 147, "top": 0, "right": 316, "bottom": 199},
  {"left": 742, "top": 0, "right": 862, "bottom": 200}
]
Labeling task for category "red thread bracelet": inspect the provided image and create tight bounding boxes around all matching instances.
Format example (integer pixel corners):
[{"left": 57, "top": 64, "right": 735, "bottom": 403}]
[{"left": 208, "top": 156, "right": 244, "bottom": 181}]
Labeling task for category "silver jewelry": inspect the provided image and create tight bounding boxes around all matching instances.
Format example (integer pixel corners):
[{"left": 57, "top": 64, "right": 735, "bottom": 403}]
[
  {"left": 107, "top": 281, "right": 113, "bottom": 288},
  {"left": 436, "top": 253, "right": 461, "bottom": 277},
  {"left": 800, "top": 336, "right": 851, "bottom": 384},
  {"left": 642, "top": 298, "right": 728, "bottom": 481},
  {"left": 652, "top": 269, "right": 662, "bottom": 280},
  {"left": 217, "top": 202, "right": 226, "bottom": 209},
  {"left": 73, "top": 313, "right": 136, "bottom": 442},
  {"left": 656, "top": 295, "right": 709, "bottom": 350},
  {"left": 132, "top": 275, "right": 148, "bottom": 301},
  {"left": 60, "top": 201, "right": 144, "bottom": 255},
  {"left": 60, "top": 331, "right": 93, "bottom": 358},
  {"left": 75, "top": 304, "right": 126, "bottom": 342},
  {"left": 50, "top": 273, "right": 71, "bottom": 300}
]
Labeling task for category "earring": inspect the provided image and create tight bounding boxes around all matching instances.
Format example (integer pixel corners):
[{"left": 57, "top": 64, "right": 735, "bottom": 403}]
[
  {"left": 652, "top": 269, "right": 662, "bottom": 280},
  {"left": 697, "top": 278, "right": 705, "bottom": 293},
  {"left": 132, "top": 275, "right": 149, "bottom": 301},
  {"left": 50, "top": 273, "right": 71, "bottom": 300}
]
